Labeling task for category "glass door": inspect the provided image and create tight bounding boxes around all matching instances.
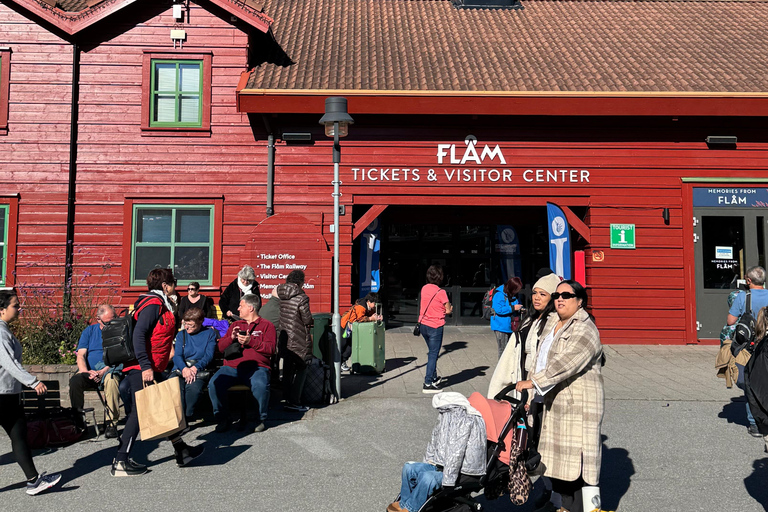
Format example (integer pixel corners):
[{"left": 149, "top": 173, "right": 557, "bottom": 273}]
[{"left": 694, "top": 209, "right": 767, "bottom": 338}]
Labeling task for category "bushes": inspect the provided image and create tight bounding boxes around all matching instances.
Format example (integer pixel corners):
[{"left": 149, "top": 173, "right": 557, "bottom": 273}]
[{"left": 10, "top": 255, "right": 118, "bottom": 365}]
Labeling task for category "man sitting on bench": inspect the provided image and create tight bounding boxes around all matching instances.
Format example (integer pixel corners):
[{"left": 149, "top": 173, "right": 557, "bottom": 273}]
[
  {"left": 68, "top": 304, "right": 121, "bottom": 438},
  {"left": 209, "top": 294, "right": 276, "bottom": 433}
]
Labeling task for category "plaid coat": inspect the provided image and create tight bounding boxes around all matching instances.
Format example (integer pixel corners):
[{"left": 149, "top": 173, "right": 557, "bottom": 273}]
[{"left": 530, "top": 307, "right": 604, "bottom": 485}]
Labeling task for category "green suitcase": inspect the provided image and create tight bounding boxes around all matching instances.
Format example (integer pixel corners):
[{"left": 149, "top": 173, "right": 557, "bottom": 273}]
[{"left": 350, "top": 321, "right": 386, "bottom": 374}]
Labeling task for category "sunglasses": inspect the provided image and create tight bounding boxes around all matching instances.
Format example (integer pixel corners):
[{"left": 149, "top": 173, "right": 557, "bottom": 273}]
[
  {"left": 187, "top": 287, "right": 197, "bottom": 291},
  {"left": 552, "top": 291, "right": 578, "bottom": 300}
]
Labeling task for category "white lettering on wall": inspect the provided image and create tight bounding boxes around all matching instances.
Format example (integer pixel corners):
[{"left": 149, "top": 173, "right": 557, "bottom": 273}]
[{"left": 522, "top": 169, "right": 590, "bottom": 183}]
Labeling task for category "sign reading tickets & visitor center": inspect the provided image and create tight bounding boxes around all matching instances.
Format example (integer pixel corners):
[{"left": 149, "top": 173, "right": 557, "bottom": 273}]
[{"left": 610, "top": 224, "right": 636, "bottom": 249}]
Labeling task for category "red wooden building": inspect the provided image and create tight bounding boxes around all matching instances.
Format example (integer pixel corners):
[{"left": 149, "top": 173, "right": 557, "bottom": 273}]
[{"left": 2, "top": 0, "right": 768, "bottom": 344}]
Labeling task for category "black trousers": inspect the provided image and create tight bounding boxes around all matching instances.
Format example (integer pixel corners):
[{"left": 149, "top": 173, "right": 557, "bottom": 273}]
[
  {"left": 0, "top": 394, "right": 37, "bottom": 480},
  {"left": 115, "top": 370, "right": 182, "bottom": 463},
  {"left": 551, "top": 476, "right": 584, "bottom": 512},
  {"left": 283, "top": 352, "right": 308, "bottom": 405}
]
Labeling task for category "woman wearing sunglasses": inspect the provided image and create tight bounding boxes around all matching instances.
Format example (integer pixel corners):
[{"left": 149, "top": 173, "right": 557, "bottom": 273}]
[
  {"left": 178, "top": 282, "right": 214, "bottom": 320},
  {"left": 516, "top": 280, "right": 604, "bottom": 512}
]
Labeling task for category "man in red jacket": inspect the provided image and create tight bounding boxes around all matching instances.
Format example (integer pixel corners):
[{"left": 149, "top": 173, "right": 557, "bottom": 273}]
[{"left": 209, "top": 293, "right": 276, "bottom": 433}]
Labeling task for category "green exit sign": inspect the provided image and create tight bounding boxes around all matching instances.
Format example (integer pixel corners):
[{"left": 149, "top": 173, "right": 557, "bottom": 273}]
[{"left": 610, "top": 224, "right": 636, "bottom": 249}]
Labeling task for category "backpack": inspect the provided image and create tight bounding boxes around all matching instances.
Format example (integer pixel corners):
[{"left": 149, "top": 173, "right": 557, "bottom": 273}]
[
  {"left": 482, "top": 286, "right": 514, "bottom": 322},
  {"left": 481, "top": 286, "right": 497, "bottom": 321},
  {"left": 101, "top": 295, "right": 162, "bottom": 366},
  {"left": 731, "top": 290, "right": 757, "bottom": 357}
]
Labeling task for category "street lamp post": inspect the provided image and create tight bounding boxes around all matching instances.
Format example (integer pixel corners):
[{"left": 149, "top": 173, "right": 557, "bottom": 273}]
[{"left": 319, "top": 97, "right": 353, "bottom": 402}]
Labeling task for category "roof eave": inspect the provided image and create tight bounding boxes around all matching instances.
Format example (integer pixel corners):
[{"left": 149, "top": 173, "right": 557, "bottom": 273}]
[
  {"left": 9, "top": 0, "right": 272, "bottom": 36},
  {"left": 236, "top": 88, "right": 768, "bottom": 117},
  {"left": 10, "top": 0, "right": 140, "bottom": 35}
]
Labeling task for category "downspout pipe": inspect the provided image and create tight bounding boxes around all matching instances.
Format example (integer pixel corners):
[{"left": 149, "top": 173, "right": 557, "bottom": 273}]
[
  {"left": 261, "top": 115, "right": 275, "bottom": 217},
  {"left": 266, "top": 133, "right": 275, "bottom": 216},
  {"left": 63, "top": 43, "right": 80, "bottom": 312}
]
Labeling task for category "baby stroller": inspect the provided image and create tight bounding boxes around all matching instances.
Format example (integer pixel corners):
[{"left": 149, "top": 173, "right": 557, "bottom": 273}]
[{"left": 393, "top": 383, "right": 529, "bottom": 512}]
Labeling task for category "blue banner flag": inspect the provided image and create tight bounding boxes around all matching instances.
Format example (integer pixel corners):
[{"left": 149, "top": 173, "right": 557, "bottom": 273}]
[
  {"left": 359, "top": 218, "right": 381, "bottom": 295},
  {"left": 547, "top": 203, "right": 571, "bottom": 279}
]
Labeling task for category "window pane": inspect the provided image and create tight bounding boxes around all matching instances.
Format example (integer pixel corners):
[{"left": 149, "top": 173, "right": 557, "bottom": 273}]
[
  {"left": 179, "top": 95, "right": 200, "bottom": 124},
  {"left": 701, "top": 216, "right": 744, "bottom": 289},
  {"left": 155, "top": 63, "right": 176, "bottom": 91},
  {"left": 174, "top": 246, "right": 210, "bottom": 281},
  {"left": 0, "top": 207, "right": 5, "bottom": 243},
  {"left": 179, "top": 64, "right": 200, "bottom": 92},
  {"left": 136, "top": 209, "right": 171, "bottom": 243},
  {"left": 134, "top": 246, "right": 171, "bottom": 282},
  {"left": 155, "top": 95, "right": 176, "bottom": 123},
  {"left": 176, "top": 209, "right": 210, "bottom": 243}
]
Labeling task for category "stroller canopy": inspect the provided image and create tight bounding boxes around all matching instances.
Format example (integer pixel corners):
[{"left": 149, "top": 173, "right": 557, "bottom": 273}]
[{"left": 468, "top": 392, "right": 514, "bottom": 465}]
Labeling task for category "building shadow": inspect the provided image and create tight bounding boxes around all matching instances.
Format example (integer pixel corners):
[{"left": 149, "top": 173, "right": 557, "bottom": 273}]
[
  {"left": 719, "top": 396, "right": 750, "bottom": 427},
  {"left": 599, "top": 434, "right": 634, "bottom": 511},
  {"left": 745, "top": 458, "right": 768, "bottom": 510}
]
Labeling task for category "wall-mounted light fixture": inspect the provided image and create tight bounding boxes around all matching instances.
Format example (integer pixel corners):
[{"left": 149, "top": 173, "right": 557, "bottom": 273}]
[
  {"left": 706, "top": 135, "right": 737, "bottom": 149},
  {"left": 662, "top": 208, "right": 670, "bottom": 225},
  {"left": 282, "top": 132, "right": 312, "bottom": 142}
]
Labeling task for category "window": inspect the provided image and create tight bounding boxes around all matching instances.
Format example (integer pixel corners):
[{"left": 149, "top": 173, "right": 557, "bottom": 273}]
[
  {"left": 150, "top": 60, "right": 202, "bottom": 127},
  {"left": 0, "top": 204, "right": 7, "bottom": 286},
  {"left": 0, "top": 48, "right": 10, "bottom": 134},
  {"left": 141, "top": 52, "right": 211, "bottom": 134},
  {"left": 131, "top": 205, "right": 214, "bottom": 286}
]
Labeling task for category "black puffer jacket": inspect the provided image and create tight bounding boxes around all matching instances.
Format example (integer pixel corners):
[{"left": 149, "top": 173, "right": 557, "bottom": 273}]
[{"left": 276, "top": 283, "right": 313, "bottom": 360}]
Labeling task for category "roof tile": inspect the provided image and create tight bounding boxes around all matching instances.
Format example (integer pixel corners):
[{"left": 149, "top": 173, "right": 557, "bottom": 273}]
[{"left": 246, "top": 0, "right": 768, "bottom": 93}]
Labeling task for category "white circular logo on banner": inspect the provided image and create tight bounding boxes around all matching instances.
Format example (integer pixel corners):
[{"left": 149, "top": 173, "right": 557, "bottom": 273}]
[
  {"left": 552, "top": 216, "right": 566, "bottom": 237},
  {"left": 500, "top": 228, "right": 516, "bottom": 244}
]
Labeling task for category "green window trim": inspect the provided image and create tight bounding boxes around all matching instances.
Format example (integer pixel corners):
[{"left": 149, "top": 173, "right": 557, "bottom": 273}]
[
  {"left": 130, "top": 204, "right": 214, "bottom": 287},
  {"left": 0, "top": 204, "right": 7, "bottom": 286},
  {"left": 149, "top": 59, "right": 203, "bottom": 128}
]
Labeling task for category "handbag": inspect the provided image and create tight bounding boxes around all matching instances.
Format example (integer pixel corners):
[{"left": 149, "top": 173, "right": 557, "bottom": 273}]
[
  {"left": 135, "top": 377, "right": 186, "bottom": 441},
  {"left": 507, "top": 423, "right": 532, "bottom": 505},
  {"left": 223, "top": 342, "right": 243, "bottom": 360},
  {"left": 413, "top": 289, "right": 440, "bottom": 337}
]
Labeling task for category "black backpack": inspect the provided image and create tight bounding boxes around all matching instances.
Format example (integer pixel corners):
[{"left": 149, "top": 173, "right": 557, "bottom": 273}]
[
  {"left": 732, "top": 290, "right": 757, "bottom": 357},
  {"left": 101, "top": 295, "right": 160, "bottom": 366}
]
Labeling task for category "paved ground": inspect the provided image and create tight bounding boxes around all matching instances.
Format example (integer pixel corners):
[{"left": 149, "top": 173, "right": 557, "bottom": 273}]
[{"left": 0, "top": 327, "right": 764, "bottom": 511}]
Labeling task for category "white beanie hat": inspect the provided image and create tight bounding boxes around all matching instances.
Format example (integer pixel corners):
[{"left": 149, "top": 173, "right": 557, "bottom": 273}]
[{"left": 533, "top": 273, "right": 561, "bottom": 295}]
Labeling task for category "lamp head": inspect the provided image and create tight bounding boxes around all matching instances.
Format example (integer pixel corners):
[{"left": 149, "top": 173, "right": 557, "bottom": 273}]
[{"left": 319, "top": 97, "right": 354, "bottom": 138}]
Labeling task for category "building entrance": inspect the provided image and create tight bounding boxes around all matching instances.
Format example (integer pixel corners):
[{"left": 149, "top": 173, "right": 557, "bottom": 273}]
[
  {"left": 694, "top": 207, "right": 768, "bottom": 338},
  {"left": 369, "top": 206, "right": 550, "bottom": 327}
]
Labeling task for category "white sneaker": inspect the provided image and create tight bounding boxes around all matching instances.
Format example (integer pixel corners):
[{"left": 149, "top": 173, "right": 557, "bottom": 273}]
[{"left": 26, "top": 472, "right": 62, "bottom": 495}]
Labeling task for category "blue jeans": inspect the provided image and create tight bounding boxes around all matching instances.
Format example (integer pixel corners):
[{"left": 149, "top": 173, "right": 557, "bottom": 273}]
[
  {"left": 737, "top": 363, "right": 756, "bottom": 426},
  {"left": 180, "top": 376, "right": 209, "bottom": 418},
  {"left": 399, "top": 462, "right": 443, "bottom": 512},
  {"left": 421, "top": 325, "right": 444, "bottom": 385},
  {"left": 209, "top": 364, "right": 270, "bottom": 421}
]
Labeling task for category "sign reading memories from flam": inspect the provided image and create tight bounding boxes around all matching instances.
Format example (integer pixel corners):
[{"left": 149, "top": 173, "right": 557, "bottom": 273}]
[{"left": 610, "top": 224, "right": 636, "bottom": 249}]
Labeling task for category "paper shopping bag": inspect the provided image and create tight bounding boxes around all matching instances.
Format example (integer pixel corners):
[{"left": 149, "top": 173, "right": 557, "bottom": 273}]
[{"left": 135, "top": 377, "right": 186, "bottom": 441}]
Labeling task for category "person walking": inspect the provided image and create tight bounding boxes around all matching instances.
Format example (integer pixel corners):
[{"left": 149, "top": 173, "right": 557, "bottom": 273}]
[
  {"left": 111, "top": 268, "right": 204, "bottom": 477},
  {"left": 727, "top": 266, "right": 768, "bottom": 438},
  {"left": 0, "top": 290, "right": 62, "bottom": 495},
  {"left": 516, "top": 280, "right": 604, "bottom": 512},
  {"left": 273, "top": 270, "right": 313, "bottom": 412},
  {"left": 418, "top": 264, "right": 453, "bottom": 394},
  {"left": 489, "top": 277, "right": 524, "bottom": 359},
  {"left": 746, "top": 306, "right": 768, "bottom": 453}
]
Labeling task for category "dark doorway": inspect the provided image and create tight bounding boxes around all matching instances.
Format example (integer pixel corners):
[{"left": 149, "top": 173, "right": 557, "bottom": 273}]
[{"left": 371, "top": 206, "right": 550, "bottom": 327}]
